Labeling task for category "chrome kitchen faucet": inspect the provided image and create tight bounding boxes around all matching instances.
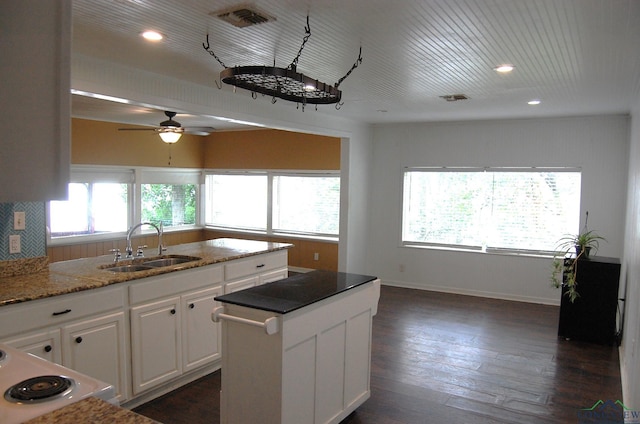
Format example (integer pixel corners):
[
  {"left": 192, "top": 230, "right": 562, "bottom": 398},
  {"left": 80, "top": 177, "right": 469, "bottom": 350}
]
[{"left": 125, "top": 222, "right": 164, "bottom": 258}]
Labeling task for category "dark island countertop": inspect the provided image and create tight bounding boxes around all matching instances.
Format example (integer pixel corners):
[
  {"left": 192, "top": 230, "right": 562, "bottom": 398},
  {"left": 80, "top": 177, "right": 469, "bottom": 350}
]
[{"left": 215, "top": 270, "right": 377, "bottom": 314}]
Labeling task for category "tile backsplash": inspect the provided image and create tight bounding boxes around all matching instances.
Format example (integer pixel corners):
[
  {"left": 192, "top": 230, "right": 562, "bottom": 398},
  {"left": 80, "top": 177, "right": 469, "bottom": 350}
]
[{"left": 0, "top": 202, "right": 47, "bottom": 260}]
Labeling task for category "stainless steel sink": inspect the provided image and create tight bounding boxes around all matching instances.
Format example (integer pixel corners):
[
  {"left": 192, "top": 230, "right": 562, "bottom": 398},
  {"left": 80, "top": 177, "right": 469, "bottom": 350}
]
[
  {"left": 100, "top": 255, "right": 201, "bottom": 272},
  {"left": 142, "top": 257, "right": 198, "bottom": 267},
  {"left": 108, "top": 264, "right": 154, "bottom": 273}
]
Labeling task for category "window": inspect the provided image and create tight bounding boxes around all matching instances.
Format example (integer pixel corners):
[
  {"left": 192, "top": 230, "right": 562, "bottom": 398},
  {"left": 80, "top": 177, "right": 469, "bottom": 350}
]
[
  {"left": 50, "top": 182, "right": 129, "bottom": 237},
  {"left": 205, "top": 174, "right": 267, "bottom": 230},
  {"left": 272, "top": 175, "right": 340, "bottom": 235},
  {"left": 48, "top": 167, "right": 201, "bottom": 241},
  {"left": 402, "top": 168, "right": 581, "bottom": 253},
  {"left": 49, "top": 168, "right": 133, "bottom": 238},
  {"left": 205, "top": 172, "right": 340, "bottom": 238},
  {"left": 141, "top": 184, "right": 197, "bottom": 228},
  {"left": 139, "top": 169, "right": 201, "bottom": 231}
]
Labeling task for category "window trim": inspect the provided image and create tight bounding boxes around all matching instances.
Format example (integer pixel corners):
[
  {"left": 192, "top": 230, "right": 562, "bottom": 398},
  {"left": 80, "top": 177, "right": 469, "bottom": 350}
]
[
  {"left": 204, "top": 169, "right": 341, "bottom": 241},
  {"left": 400, "top": 166, "right": 582, "bottom": 256}
]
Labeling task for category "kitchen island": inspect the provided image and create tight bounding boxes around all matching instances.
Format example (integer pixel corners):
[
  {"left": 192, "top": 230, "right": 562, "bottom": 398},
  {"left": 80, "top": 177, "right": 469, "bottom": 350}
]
[{"left": 214, "top": 270, "right": 380, "bottom": 424}]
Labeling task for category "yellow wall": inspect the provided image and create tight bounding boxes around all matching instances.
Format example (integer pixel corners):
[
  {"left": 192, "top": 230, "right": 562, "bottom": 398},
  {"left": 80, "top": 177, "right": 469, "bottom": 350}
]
[
  {"left": 72, "top": 118, "right": 205, "bottom": 168},
  {"left": 50, "top": 119, "right": 341, "bottom": 270},
  {"left": 205, "top": 128, "right": 340, "bottom": 170},
  {"left": 204, "top": 230, "right": 339, "bottom": 271}
]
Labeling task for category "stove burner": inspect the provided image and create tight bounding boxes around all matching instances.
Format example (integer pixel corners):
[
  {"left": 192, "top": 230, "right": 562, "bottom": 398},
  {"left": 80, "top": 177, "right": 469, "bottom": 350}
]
[{"left": 4, "top": 375, "right": 75, "bottom": 404}]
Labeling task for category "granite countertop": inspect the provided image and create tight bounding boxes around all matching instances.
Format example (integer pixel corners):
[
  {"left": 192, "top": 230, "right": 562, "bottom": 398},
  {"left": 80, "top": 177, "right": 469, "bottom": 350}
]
[
  {"left": 24, "top": 397, "right": 160, "bottom": 424},
  {"left": 215, "top": 270, "right": 377, "bottom": 314},
  {"left": 0, "top": 238, "right": 292, "bottom": 307}
]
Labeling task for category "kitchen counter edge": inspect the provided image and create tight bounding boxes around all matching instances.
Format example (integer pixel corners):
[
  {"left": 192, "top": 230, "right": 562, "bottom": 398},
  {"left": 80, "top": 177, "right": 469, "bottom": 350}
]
[{"left": 24, "top": 397, "right": 160, "bottom": 424}]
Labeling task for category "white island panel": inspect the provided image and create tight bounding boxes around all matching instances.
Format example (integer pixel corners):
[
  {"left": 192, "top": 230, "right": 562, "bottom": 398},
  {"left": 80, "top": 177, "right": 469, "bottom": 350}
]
[{"left": 217, "top": 272, "right": 380, "bottom": 424}]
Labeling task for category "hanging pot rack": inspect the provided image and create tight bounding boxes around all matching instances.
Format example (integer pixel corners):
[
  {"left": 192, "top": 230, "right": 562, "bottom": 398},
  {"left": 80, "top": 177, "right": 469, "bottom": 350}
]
[{"left": 203, "top": 15, "right": 362, "bottom": 110}]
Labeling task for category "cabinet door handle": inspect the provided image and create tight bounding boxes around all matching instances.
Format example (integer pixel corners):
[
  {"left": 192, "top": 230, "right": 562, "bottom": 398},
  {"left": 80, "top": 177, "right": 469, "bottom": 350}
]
[
  {"left": 52, "top": 309, "right": 72, "bottom": 316},
  {"left": 189, "top": 303, "right": 195, "bottom": 309},
  {"left": 170, "top": 309, "right": 176, "bottom": 315},
  {"left": 256, "top": 264, "right": 265, "bottom": 268},
  {"left": 44, "top": 345, "right": 52, "bottom": 353},
  {"left": 75, "top": 336, "right": 83, "bottom": 344}
]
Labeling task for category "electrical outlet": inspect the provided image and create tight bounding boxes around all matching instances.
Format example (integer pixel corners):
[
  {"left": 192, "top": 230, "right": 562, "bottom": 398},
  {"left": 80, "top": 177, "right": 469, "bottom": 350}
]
[
  {"left": 9, "top": 235, "right": 21, "bottom": 254},
  {"left": 313, "top": 252, "right": 319, "bottom": 261},
  {"left": 14, "top": 211, "right": 26, "bottom": 230}
]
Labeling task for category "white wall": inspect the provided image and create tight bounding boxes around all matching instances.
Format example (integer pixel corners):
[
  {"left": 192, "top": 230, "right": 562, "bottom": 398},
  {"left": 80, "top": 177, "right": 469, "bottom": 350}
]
[
  {"left": 367, "top": 115, "right": 630, "bottom": 304},
  {"left": 621, "top": 98, "right": 640, "bottom": 409},
  {"left": 338, "top": 126, "right": 373, "bottom": 273}
]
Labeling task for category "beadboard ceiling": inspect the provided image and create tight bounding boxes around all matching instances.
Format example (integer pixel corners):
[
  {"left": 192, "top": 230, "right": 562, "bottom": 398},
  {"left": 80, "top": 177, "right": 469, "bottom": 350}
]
[{"left": 71, "top": 0, "right": 640, "bottom": 130}]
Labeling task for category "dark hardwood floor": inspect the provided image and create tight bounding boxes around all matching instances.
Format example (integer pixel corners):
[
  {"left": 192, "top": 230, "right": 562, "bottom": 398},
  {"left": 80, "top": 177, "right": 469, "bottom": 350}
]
[{"left": 133, "top": 286, "right": 622, "bottom": 423}]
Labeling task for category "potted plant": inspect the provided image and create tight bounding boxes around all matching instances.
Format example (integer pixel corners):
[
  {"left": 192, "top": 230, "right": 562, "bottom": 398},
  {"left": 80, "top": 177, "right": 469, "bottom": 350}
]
[{"left": 551, "top": 229, "right": 606, "bottom": 302}]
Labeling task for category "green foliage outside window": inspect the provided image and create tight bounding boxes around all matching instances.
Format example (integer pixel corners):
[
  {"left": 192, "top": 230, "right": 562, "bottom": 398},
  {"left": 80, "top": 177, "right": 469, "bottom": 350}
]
[{"left": 141, "top": 184, "right": 196, "bottom": 227}]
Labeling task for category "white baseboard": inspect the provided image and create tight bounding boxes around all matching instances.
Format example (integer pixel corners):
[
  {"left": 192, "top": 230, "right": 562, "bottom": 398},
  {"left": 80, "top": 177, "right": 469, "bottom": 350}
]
[
  {"left": 381, "top": 279, "right": 560, "bottom": 306},
  {"left": 288, "top": 266, "right": 314, "bottom": 273}
]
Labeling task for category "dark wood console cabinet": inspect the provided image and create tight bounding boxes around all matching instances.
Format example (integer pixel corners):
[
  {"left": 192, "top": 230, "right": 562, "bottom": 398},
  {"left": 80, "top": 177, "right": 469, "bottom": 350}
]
[{"left": 558, "top": 256, "right": 621, "bottom": 345}]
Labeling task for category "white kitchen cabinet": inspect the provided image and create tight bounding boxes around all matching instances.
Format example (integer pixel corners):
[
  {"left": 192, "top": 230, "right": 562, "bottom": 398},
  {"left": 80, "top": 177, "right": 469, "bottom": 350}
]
[
  {"left": 0, "top": 0, "right": 71, "bottom": 201},
  {"left": 130, "top": 284, "right": 224, "bottom": 395},
  {"left": 224, "top": 250, "right": 288, "bottom": 292},
  {"left": 130, "top": 297, "right": 182, "bottom": 395},
  {"left": 62, "top": 311, "right": 128, "bottom": 401},
  {"left": 0, "top": 286, "right": 128, "bottom": 400},
  {"left": 182, "top": 286, "right": 223, "bottom": 372},
  {"left": 224, "top": 275, "right": 259, "bottom": 293},
  {"left": 3, "top": 329, "right": 62, "bottom": 364},
  {"left": 129, "top": 265, "right": 224, "bottom": 395}
]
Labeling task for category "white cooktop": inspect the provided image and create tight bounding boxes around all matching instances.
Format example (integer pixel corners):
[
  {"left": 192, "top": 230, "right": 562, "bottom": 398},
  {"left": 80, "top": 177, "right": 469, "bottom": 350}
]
[{"left": 0, "top": 344, "right": 116, "bottom": 424}]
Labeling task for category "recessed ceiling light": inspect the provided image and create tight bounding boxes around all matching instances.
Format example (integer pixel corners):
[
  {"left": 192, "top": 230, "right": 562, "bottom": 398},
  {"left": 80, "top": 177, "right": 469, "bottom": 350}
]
[
  {"left": 494, "top": 64, "right": 515, "bottom": 73},
  {"left": 141, "top": 30, "right": 163, "bottom": 41},
  {"left": 528, "top": 99, "right": 541, "bottom": 105}
]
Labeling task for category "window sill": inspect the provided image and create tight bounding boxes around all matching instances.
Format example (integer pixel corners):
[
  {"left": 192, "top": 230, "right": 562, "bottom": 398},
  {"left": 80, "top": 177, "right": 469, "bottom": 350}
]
[
  {"left": 204, "top": 226, "right": 339, "bottom": 243},
  {"left": 48, "top": 225, "right": 204, "bottom": 247},
  {"left": 400, "top": 243, "right": 555, "bottom": 259}
]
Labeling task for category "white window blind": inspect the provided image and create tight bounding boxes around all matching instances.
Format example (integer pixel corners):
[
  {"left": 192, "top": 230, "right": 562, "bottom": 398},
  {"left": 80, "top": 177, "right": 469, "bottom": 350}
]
[
  {"left": 402, "top": 167, "right": 581, "bottom": 253},
  {"left": 272, "top": 175, "right": 340, "bottom": 236},
  {"left": 205, "top": 174, "right": 268, "bottom": 230},
  {"left": 205, "top": 171, "right": 340, "bottom": 238}
]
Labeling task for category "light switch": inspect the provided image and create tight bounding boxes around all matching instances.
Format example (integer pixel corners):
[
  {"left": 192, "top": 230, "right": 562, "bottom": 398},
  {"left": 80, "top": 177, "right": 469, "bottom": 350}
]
[{"left": 14, "top": 211, "right": 26, "bottom": 230}]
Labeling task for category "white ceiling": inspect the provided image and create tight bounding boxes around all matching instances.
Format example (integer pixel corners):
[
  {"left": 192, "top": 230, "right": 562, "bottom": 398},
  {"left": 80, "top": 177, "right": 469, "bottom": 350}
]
[{"left": 71, "top": 0, "right": 640, "bottom": 131}]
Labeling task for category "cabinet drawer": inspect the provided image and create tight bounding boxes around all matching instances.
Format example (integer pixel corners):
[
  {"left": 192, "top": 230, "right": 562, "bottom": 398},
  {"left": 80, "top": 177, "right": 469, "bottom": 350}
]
[
  {"left": 129, "top": 264, "right": 223, "bottom": 305},
  {"left": 0, "top": 286, "right": 124, "bottom": 338},
  {"left": 225, "top": 251, "right": 287, "bottom": 281}
]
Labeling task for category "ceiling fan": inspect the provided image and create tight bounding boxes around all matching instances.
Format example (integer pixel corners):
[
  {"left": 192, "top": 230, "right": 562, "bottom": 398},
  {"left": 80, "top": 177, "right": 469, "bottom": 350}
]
[{"left": 118, "top": 111, "right": 215, "bottom": 143}]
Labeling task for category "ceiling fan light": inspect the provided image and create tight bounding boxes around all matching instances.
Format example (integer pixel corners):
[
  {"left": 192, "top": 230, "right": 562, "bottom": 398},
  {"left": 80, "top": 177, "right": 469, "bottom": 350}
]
[{"left": 159, "top": 131, "right": 182, "bottom": 143}]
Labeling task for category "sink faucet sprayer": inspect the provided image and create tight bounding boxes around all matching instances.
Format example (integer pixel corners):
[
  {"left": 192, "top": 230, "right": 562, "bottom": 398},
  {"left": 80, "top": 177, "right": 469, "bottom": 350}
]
[{"left": 125, "top": 222, "right": 164, "bottom": 258}]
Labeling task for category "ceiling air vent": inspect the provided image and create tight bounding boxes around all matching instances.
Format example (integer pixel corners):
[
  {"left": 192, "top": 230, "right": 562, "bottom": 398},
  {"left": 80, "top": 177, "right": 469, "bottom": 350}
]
[
  {"left": 213, "top": 4, "right": 276, "bottom": 28},
  {"left": 439, "top": 94, "right": 469, "bottom": 102}
]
